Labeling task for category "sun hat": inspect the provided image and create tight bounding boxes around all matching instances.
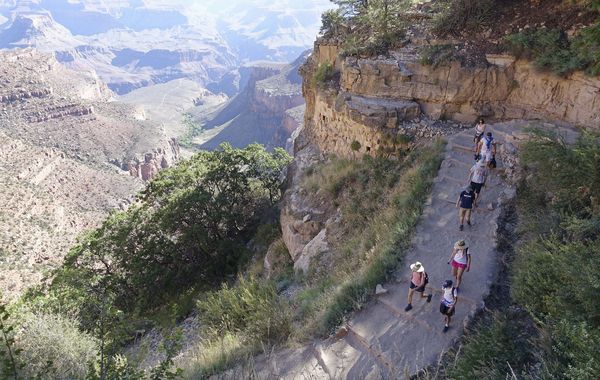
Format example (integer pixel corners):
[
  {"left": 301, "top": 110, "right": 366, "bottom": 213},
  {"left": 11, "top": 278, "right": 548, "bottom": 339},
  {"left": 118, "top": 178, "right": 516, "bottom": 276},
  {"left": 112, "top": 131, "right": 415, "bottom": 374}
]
[
  {"left": 454, "top": 240, "right": 468, "bottom": 250},
  {"left": 442, "top": 280, "right": 453, "bottom": 289},
  {"left": 410, "top": 261, "right": 425, "bottom": 273}
]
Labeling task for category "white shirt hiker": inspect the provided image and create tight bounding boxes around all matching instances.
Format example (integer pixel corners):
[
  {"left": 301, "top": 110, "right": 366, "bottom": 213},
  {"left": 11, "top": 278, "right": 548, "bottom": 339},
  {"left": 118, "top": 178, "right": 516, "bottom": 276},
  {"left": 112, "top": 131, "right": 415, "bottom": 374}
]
[{"left": 470, "top": 164, "right": 488, "bottom": 184}]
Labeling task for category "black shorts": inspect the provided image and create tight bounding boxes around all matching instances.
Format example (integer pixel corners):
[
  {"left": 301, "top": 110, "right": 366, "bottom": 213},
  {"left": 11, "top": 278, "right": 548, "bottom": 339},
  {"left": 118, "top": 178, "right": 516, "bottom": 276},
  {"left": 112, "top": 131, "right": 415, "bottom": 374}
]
[
  {"left": 440, "top": 303, "right": 455, "bottom": 316},
  {"left": 470, "top": 181, "right": 483, "bottom": 194},
  {"left": 474, "top": 133, "right": 484, "bottom": 143},
  {"left": 410, "top": 282, "right": 425, "bottom": 292}
]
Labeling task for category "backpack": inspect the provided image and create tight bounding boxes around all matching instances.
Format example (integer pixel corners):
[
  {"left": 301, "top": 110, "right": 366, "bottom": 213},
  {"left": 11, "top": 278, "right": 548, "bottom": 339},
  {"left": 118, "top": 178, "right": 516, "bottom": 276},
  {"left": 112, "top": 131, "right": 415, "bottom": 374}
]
[{"left": 423, "top": 272, "right": 429, "bottom": 286}]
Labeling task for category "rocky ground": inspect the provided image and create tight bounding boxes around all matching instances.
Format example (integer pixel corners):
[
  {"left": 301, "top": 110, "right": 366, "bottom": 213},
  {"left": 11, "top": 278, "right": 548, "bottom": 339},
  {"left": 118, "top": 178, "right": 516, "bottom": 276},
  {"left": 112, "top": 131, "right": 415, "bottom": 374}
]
[{"left": 0, "top": 49, "right": 178, "bottom": 298}]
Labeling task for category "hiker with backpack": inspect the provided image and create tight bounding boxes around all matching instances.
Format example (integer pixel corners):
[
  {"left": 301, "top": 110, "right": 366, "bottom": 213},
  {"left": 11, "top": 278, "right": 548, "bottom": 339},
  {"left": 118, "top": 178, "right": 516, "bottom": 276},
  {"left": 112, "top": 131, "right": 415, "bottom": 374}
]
[
  {"left": 440, "top": 280, "right": 458, "bottom": 333},
  {"left": 447, "top": 240, "right": 471, "bottom": 290},
  {"left": 404, "top": 261, "right": 432, "bottom": 312},
  {"left": 456, "top": 185, "right": 476, "bottom": 231},
  {"left": 468, "top": 159, "right": 488, "bottom": 205},
  {"left": 476, "top": 131, "right": 497, "bottom": 168}
]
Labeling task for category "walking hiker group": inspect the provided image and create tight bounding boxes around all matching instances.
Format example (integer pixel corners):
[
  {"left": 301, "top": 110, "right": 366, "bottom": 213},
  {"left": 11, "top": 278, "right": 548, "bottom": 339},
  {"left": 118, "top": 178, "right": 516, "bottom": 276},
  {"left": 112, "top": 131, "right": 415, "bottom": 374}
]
[{"left": 402, "top": 119, "right": 497, "bottom": 333}]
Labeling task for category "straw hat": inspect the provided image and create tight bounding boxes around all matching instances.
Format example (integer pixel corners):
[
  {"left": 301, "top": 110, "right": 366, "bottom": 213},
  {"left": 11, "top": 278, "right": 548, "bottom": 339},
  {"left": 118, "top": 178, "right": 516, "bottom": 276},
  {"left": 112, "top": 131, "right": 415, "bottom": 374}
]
[
  {"left": 410, "top": 261, "right": 425, "bottom": 273},
  {"left": 454, "top": 240, "right": 468, "bottom": 250}
]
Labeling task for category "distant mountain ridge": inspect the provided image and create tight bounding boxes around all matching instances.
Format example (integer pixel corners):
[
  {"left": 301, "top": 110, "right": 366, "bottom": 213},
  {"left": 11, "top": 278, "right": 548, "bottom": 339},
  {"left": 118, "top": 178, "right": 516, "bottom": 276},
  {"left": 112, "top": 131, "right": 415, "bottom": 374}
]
[{"left": 0, "top": 0, "right": 331, "bottom": 94}]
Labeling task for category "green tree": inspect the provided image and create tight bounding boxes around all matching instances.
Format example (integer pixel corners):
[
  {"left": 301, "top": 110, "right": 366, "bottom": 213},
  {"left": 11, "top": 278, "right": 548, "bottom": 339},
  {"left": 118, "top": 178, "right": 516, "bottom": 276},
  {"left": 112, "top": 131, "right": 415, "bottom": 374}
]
[{"left": 47, "top": 143, "right": 292, "bottom": 335}]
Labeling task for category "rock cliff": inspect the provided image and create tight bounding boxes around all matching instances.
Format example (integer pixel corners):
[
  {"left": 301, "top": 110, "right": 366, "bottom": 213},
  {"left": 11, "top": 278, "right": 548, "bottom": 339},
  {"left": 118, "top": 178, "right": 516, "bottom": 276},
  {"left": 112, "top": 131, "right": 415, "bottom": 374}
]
[{"left": 298, "top": 41, "right": 599, "bottom": 159}]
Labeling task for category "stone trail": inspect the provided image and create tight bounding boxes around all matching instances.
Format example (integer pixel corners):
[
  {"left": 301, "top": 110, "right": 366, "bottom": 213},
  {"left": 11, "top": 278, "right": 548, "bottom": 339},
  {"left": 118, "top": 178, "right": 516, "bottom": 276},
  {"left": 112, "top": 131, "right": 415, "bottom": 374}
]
[{"left": 236, "top": 121, "right": 576, "bottom": 379}]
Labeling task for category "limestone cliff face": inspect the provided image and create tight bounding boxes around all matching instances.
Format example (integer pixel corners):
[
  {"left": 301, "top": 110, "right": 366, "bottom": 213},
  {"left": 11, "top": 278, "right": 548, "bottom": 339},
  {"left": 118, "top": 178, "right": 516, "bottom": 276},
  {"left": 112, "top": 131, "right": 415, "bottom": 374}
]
[{"left": 297, "top": 42, "right": 599, "bottom": 158}]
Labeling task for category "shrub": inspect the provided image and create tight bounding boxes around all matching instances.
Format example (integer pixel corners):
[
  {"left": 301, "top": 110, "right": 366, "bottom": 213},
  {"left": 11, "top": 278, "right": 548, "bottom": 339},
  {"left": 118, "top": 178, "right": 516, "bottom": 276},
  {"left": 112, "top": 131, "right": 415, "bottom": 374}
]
[
  {"left": 196, "top": 277, "right": 291, "bottom": 345},
  {"left": 313, "top": 62, "right": 335, "bottom": 85},
  {"left": 420, "top": 44, "right": 457, "bottom": 68},
  {"left": 505, "top": 27, "right": 600, "bottom": 76},
  {"left": 432, "top": 0, "right": 496, "bottom": 36},
  {"left": 15, "top": 312, "right": 98, "bottom": 380}
]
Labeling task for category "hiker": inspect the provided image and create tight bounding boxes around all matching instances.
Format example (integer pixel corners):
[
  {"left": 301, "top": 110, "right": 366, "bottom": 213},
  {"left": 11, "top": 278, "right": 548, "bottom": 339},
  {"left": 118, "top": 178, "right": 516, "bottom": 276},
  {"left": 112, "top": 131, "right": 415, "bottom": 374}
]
[
  {"left": 404, "top": 261, "right": 432, "bottom": 312},
  {"left": 448, "top": 240, "right": 471, "bottom": 290},
  {"left": 473, "top": 118, "right": 486, "bottom": 148},
  {"left": 476, "top": 131, "right": 497, "bottom": 168},
  {"left": 468, "top": 159, "right": 488, "bottom": 205},
  {"left": 440, "top": 280, "right": 458, "bottom": 333},
  {"left": 456, "top": 185, "right": 475, "bottom": 231}
]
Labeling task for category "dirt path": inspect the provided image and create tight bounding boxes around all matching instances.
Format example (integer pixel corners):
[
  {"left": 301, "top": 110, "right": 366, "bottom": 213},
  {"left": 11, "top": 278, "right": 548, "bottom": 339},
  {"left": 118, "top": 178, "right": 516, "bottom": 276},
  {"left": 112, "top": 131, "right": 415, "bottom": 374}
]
[{"left": 230, "top": 121, "right": 578, "bottom": 379}]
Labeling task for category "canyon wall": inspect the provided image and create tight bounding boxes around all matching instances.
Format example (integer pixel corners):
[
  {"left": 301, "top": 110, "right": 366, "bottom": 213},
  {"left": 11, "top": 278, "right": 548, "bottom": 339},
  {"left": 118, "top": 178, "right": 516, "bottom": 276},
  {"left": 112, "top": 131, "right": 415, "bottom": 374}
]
[{"left": 298, "top": 42, "right": 600, "bottom": 158}]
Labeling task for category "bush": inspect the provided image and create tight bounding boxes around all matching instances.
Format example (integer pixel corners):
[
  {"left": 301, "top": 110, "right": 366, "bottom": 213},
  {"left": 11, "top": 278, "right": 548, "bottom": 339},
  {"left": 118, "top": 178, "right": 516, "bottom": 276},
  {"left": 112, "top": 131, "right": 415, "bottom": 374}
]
[
  {"left": 196, "top": 277, "right": 291, "bottom": 345},
  {"left": 420, "top": 44, "right": 458, "bottom": 68},
  {"left": 432, "top": 0, "right": 496, "bottom": 36},
  {"left": 505, "top": 27, "right": 600, "bottom": 76},
  {"left": 509, "top": 131, "right": 600, "bottom": 378},
  {"left": 15, "top": 312, "right": 98, "bottom": 380},
  {"left": 313, "top": 62, "right": 335, "bottom": 85}
]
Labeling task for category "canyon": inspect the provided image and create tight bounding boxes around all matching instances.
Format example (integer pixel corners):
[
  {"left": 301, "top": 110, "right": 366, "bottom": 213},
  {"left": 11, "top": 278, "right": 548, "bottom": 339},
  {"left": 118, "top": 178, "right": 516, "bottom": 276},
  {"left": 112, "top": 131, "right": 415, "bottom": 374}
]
[{"left": 0, "top": 49, "right": 178, "bottom": 297}]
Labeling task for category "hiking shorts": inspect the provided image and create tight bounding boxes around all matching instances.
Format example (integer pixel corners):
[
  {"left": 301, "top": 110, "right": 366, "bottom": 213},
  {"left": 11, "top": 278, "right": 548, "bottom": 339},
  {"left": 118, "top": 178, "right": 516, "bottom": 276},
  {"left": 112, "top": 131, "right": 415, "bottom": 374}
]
[
  {"left": 440, "top": 303, "right": 455, "bottom": 316},
  {"left": 451, "top": 260, "right": 468, "bottom": 269},
  {"left": 410, "top": 282, "right": 425, "bottom": 292},
  {"left": 470, "top": 181, "right": 483, "bottom": 194},
  {"left": 459, "top": 207, "right": 472, "bottom": 220}
]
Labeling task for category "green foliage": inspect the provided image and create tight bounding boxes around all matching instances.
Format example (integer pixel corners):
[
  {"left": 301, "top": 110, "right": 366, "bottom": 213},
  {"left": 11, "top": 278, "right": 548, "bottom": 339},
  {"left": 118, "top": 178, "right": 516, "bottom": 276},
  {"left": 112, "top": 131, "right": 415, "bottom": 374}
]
[
  {"left": 15, "top": 312, "right": 98, "bottom": 380},
  {"left": 432, "top": 0, "right": 496, "bottom": 36},
  {"left": 149, "top": 329, "right": 183, "bottom": 380},
  {"left": 350, "top": 140, "right": 361, "bottom": 152},
  {"left": 505, "top": 26, "right": 600, "bottom": 76},
  {"left": 327, "top": 0, "right": 411, "bottom": 57},
  {"left": 37, "top": 143, "right": 291, "bottom": 351},
  {"left": 178, "top": 114, "right": 203, "bottom": 148},
  {"left": 196, "top": 277, "right": 291, "bottom": 346},
  {"left": 0, "top": 302, "right": 22, "bottom": 380},
  {"left": 320, "top": 8, "right": 346, "bottom": 37},
  {"left": 313, "top": 62, "right": 335, "bottom": 85},
  {"left": 420, "top": 44, "right": 458, "bottom": 68},
  {"left": 447, "top": 314, "right": 535, "bottom": 379}
]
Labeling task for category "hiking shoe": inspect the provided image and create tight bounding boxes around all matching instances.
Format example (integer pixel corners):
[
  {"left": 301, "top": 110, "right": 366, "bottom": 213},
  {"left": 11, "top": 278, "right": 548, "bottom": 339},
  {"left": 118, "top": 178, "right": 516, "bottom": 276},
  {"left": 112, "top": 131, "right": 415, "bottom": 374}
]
[
  {"left": 459, "top": 224, "right": 464, "bottom": 231},
  {"left": 467, "top": 220, "right": 472, "bottom": 226},
  {"left": 443, "top": 325, "right": 449, "bottom": 333},
  {"left": 426, "top": 294, "right": 432, "bottom": 303},
  {"left": 404, "top": 304, "right": 413, "bottom": 312}
]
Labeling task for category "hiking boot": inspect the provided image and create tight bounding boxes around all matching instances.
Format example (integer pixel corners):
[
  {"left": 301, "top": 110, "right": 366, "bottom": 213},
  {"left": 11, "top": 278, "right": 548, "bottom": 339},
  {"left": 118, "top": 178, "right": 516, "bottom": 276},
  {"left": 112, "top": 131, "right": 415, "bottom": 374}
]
[
  {"left": 467, "top": 220, "right": 471, "bottom": 226},
  {"left": 426, "top": 294, "right": 432, "bottom": 303},
  {"left": 443, "top": 325, "right": 449, "bottom": 333},
  {"left": 404, "top": 304, "right": 413, "bottom": 312},
  {"left": 459, "top": 224, "right": 464, "bottom": 231}
]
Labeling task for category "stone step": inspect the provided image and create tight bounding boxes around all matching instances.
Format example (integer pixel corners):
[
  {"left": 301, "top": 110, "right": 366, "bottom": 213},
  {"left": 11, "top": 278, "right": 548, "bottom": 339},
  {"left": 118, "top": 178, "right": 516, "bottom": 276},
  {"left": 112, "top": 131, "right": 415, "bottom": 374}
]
[
  {"left": 317, "top": 335, "right": 382, "bottom": 379},
  {"left": 343, "top": 325, "right": 397, "bottom": 378}
]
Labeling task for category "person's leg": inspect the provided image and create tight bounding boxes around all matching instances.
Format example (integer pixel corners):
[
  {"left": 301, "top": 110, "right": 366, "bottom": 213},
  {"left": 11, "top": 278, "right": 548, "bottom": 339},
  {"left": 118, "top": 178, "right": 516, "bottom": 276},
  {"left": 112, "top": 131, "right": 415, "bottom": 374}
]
[
  {"left": 406, "top": 286, "right": 415, "bottom": 311},
  {"left": 466, "top": 208, "right": 472, "bottom": 226},
  {"left": 451, "top": 265, "right": 458, "bottom": 283},
  {"left": 456, "top": 267, "right": 465, "bottom": 289},
  {"left": 459, "top": 208, "right": 465, "bottom": 230}
]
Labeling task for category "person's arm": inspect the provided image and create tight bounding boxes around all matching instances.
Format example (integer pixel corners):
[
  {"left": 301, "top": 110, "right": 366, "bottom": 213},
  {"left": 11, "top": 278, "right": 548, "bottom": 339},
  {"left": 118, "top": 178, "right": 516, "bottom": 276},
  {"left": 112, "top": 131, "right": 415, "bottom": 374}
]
[
  {"left": 456, "top": 193, "right": 461, "bottom": 208},
  {"left": 448, "top": 249, "right": 456, "bottom": 264},
  {"left": 451, "top": 291, "right": 458, "bottom": 310},
  {"left": 418, "top": 272, "right": 425, "bottom": 287},
  {"left": 493, "top": 142, "right": 497, "bottom": 155},
  {"left": 468, "top": 168, "right": 474, "bottom": 182},
  {"left": 466, "top": 253, "right": 471, "bottom": 272}
]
